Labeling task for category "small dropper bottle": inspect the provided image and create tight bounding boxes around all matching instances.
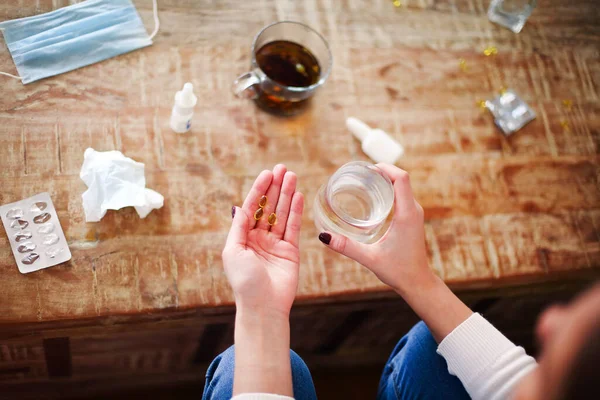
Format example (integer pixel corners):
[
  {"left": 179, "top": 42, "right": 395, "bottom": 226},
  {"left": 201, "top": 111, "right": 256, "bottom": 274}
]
[
  {"left": 170, "top": 83, "right": 197, "bottom": 133},
  {"left": 346, "top": 117, "right": 404, "bottom": 164}
]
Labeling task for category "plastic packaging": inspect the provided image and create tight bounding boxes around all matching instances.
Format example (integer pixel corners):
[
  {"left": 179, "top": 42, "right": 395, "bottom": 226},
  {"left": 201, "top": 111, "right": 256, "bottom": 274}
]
[
  {"left": 485, "top": 89, "right": 536, "bottom": 136},
  {"left": 170, "top": 82, "right": 197, "bottom": 133},
  {"left": 346, "top": 117, "right": 404, "bottom": 164},
  {"left": 0, "top": 193, "right": 71, "bottom": 274}
]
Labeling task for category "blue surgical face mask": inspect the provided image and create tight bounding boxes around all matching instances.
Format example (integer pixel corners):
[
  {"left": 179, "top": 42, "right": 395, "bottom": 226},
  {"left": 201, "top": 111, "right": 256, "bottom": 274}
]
[{"left": 0, "top": 0, "right": 156, "bottom": 84}]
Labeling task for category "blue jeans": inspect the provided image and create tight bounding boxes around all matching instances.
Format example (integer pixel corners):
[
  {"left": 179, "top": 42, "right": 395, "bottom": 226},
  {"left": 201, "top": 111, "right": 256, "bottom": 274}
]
[
  {"left": 202, "top": 346, "right": 318, "bottom": 400},
  {"left": 377, "top": 321, "right": 470, "bottom": 400},
  {"left": 203, "top": 322, "right": 469, "bottom": 400}
]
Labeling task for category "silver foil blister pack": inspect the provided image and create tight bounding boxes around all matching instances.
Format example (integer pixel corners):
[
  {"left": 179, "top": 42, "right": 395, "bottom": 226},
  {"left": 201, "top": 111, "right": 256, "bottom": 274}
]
[{"left": 0, "top": 192, "right": 71, "bottom": 274}]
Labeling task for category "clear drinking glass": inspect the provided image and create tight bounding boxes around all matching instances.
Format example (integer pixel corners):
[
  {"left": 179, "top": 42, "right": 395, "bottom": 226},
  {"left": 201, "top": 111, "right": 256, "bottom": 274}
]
[
  {"left": 232, "top": 21, "right": 332, "bottom": 116},
  {"left": 488, "top": 0, "right": 537, "bottom": 33},
  {"left": 313, "top": 162, "right": 395, "bottom": 244}
]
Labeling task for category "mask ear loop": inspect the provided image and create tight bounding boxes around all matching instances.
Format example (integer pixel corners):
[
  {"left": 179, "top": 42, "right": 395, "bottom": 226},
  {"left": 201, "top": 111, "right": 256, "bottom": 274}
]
[
  {"left": 0, "top": 0, "right": 161, "bottom": 81},
  {"left": 0, "top": 71, "right": 23, "bottom": 80},
  {"left": 149, "top": 0, "right": 160, "bottom": 40}
]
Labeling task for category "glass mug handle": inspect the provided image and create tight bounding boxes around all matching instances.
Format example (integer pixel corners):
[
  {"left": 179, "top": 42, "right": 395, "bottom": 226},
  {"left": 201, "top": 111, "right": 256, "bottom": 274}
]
[{"left": 232, "top": 69, "right": 261, "bottom": 99}]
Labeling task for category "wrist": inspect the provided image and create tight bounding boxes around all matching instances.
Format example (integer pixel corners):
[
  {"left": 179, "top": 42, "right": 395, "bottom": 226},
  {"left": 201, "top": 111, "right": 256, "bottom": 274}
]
[
  {"left": 393, "top": 266, "right": 439, "bottom": 299},
  {"left": 233, "top": 303, "right": 293, "bottom": 396},
  {"left": 236, "top": 302, "right": 291, "bottom": 323},
  {"left": 236, "top": 306, "right": 290, "bottom": 328}
]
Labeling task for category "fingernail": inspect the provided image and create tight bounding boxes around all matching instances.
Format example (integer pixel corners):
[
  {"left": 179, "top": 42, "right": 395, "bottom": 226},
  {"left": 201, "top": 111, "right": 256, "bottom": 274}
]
[
  {"left": 231, "top": 206, "right": 236, "bottom": 219},
  {"left": 318, "top": 232, "right": 331, "bottom": 245}
]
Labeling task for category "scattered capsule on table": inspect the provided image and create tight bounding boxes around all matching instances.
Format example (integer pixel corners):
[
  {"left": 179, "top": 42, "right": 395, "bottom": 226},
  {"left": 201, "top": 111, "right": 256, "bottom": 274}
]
[
  {"left": 254, "top": 208, "right": 264, "bottom": 220},
  {"left": 268, "top": 213, "right": 277, "bottom": 226},
  {"left": 258, "top": 195, "right": 268, "bottom": 208},
  {"left": 483, "top": 46, "right": 498, "bottom": 56}
]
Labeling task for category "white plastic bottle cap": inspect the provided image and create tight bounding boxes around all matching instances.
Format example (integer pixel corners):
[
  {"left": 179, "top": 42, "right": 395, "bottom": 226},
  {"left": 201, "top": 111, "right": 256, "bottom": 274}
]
[
  {"left": 346, "top": 117, "right": 370, "bottom": 141},
  {"left": 176, "top": 83, "right": 197, "bottom": 108},
  {"left": 346, "top": 116, "right": 404, "bottom": 164}
]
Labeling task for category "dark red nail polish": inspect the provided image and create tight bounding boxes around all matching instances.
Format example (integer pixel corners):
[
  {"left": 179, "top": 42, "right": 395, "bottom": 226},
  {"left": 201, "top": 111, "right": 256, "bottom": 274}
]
[
  {"left": 231, "top": 206, "right": 236, "bottom": 219},
  {"left": 318, "top": 232, "right": 331, "bottom": 245}
]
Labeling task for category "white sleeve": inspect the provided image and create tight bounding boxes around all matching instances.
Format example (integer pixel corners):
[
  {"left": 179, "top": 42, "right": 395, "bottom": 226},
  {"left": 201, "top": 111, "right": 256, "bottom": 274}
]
[
  {"left": 232, "top": 394, "right": 294, "bottom": 400},
  {"left": 437, "top": 313, "right": 537, "bottom": 400}
]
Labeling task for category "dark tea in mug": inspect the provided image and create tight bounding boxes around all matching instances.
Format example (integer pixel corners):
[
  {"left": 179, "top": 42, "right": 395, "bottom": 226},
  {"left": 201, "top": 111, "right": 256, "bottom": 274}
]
[
  {"left": 232, "top": 22, "right": 331, "bottom": 116},
  {"left": 255, "top": 40, "right": 321, "bottom": 114}
]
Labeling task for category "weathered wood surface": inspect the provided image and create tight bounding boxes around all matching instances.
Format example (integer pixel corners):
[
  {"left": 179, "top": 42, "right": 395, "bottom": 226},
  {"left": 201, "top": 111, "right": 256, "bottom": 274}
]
[{"left": 0, "top": 0, "right": 599, "bottom": 324}]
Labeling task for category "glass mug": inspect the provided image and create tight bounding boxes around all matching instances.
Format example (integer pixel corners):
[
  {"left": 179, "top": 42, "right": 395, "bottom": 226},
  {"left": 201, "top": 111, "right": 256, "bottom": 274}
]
[
  {"left": 313, "top": 162, "right": 395, "bottom": 244},
  {"left": 232, "top": 21, "right": 332, "bottom": 116}
]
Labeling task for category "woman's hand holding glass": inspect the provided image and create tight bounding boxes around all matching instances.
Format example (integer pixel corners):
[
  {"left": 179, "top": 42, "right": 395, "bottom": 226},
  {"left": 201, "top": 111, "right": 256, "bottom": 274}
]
[
  {"left": 319, "top": 163, "right": 433, "bottom": 296},
  {"left": 319, "top": 164, "right": 472, "bottom": 342}
]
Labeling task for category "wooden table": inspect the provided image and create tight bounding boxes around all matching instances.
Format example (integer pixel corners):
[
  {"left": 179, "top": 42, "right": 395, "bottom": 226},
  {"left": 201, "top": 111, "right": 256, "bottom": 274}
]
[{"left": 0, "top": 0, "right": 598, "bottom": 396}]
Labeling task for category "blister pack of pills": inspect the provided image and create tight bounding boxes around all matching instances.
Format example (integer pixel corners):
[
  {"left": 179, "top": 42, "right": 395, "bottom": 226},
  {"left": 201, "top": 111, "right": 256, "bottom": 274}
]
[{"left": 0, "top": 192, "right": 71, "bottom": 274}]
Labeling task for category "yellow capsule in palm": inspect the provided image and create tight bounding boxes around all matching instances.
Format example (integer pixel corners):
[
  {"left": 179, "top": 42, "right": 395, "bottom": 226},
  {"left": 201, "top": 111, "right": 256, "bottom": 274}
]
[{"left": 258, "top": 195, "right": 267, "bottom": 208}]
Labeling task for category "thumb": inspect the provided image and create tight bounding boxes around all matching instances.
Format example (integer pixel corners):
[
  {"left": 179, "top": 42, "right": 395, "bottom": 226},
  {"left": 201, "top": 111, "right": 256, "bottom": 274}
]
[
  {"left": 318, "top": 231, "right": 370, "bottom": 265},
  {"left": 225, "top": 206, "right": 249, "bottom": 248}
]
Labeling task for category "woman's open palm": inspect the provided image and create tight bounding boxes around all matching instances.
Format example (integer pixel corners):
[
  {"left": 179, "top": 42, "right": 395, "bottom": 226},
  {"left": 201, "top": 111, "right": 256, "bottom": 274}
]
[{"left": 222, "top": 165, "right": 305, "bottom": 317}]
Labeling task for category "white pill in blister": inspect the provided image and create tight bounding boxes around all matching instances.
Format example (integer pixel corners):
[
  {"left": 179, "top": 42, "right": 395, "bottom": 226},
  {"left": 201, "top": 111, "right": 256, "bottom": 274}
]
[
  {"left": 45, "top": 247, "right": 64, "bottom": 258},
  {"left": 37, "top": 223, "right": 55, "bottom": 234},
  {"left": 42, "top": 233, "right": 59, "bottom": 246},
  {"left": 6, "top": 208, "right": 24, "bottom": 219},
  {"left": 30, "top": 202, "right": 48, "bottom": 212}
]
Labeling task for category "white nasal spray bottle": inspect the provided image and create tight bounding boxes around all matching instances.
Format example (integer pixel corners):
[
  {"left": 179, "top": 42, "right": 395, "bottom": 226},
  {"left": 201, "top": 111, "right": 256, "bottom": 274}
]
[
  {"left": 346, "top": 117, "right": 404, "bottom": 164},
  {"left": 170, "top": 82, "right": 197, "bottom": 133}
]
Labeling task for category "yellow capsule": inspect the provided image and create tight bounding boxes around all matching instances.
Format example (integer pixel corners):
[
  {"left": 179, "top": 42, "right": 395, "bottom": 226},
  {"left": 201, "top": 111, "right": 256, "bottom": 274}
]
[
  {"left": 562, "top": 99, "right": 573, "bottom": 110},
  {"left": 560, "top": 120, "right": 570, "bottom": 132},
  {"left": 393, "top": 0, "right": 402, "bottom": 7},
  {"left": 268, "top": 213, "right": 277, "bottom": 226},
  {"left": 483, "top": 46, "right": 498, "bottom": 56},
  {"left": 258, "top": 195, "right": 267, "bottom": 208},
  {"left": 499, "top": 86, "right": 507, "bottom": 95},
  {"left": 254, "top": 208, "right": 264, "bottom": 221},
  {"left": 458, "top": 58, "right": 468, "bottom": 72},
  {"left": 476, "top": 100, "right": 487, "bottom": 109}
]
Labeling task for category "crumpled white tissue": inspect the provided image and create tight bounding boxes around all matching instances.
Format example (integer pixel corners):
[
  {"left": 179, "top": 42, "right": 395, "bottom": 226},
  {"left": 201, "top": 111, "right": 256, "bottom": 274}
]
[{"left": 80, "top": 148, "right": 164, "bottom": 222}]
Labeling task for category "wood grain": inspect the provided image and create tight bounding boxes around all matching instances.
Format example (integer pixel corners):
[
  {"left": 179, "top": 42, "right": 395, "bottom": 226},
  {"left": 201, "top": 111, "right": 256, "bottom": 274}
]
[{"left": 0, "top": 0, "right": 598, "bottom": 326}]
